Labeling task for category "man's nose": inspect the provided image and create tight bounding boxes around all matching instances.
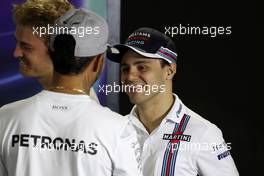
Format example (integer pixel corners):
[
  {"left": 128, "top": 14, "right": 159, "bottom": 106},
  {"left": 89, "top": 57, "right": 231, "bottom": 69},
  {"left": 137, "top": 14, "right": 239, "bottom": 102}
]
[
  {"left": 125, "top": 68, "right": 139, "bottom": 82},
  {"left": 13, "top": 44, "right": 23, "bottom": 58}
]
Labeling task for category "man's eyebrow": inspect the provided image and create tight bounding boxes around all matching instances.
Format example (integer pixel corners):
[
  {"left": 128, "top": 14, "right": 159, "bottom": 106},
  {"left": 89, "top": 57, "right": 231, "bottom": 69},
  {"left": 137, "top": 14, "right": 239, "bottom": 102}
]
[
  {"left": 14, "top": 35, "right": 33, "bottom": 47},
  {"left": 121, "top": 60, "right": 151, "bottom": 67},
  {"left": 19, "top": 41, "right": 33, "bottom": 47},
  {"left": 133, "top": 60, "right": 151, "bottom": 65}
]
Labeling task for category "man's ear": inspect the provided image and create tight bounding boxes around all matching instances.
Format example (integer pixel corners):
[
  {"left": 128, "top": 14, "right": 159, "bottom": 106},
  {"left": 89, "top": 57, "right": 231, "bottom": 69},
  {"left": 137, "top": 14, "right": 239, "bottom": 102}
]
[
  {"left": 166, "top": 63, "right": 177, "bottom": 80},
  {"left": 90, "top": 54, "right": 104, "bottom": 73}
]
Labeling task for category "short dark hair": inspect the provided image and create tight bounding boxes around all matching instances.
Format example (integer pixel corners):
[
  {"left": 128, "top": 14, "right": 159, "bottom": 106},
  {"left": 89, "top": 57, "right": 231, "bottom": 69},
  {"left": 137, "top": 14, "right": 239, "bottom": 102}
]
[{"left": 50, "top": 34, "right": 94, "bottom": 75}]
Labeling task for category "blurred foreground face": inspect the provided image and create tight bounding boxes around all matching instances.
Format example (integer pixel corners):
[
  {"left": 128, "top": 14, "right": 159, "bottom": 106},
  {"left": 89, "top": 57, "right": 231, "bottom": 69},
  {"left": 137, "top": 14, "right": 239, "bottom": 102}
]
[{"left": 14, "top": 25, "right": 53, "bottom": 78}]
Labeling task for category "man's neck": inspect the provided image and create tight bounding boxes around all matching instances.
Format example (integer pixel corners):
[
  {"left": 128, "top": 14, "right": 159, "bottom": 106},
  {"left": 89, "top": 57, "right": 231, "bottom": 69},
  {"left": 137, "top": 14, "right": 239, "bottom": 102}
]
[
  {"left": 38, "top": 73, "right": 53, "bottom": 90},
  {"left": 49, "top": 74, "right": 90, "bottom": 95},
  {"left": 38, "top": 78, "right": 51, "bottom": 90},
  {"left": 137, "top": 92, "right": 175, "bottom": 134}
]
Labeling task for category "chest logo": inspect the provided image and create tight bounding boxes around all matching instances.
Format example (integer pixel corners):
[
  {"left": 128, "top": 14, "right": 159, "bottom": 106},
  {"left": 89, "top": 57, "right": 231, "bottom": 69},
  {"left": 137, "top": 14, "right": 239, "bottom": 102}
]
[{"left": 163, "top": 132, "right": 191, "bottom": 143}]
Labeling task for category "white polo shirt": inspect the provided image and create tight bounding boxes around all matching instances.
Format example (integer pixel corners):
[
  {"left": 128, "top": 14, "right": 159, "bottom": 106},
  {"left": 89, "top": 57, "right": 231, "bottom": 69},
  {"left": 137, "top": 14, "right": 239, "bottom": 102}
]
[
  {"left": 0, "top": 90, "right": 142, "bottom": 176},
  {"left": 127, "top": 94, "right": 239, "bottom": 176}
]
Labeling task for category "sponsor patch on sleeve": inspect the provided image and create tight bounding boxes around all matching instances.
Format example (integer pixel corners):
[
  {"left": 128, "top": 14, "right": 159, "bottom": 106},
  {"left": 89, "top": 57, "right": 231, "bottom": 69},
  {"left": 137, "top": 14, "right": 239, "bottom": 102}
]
[{"left": 217, "top": 150, "right": 231, "bottom": 160}]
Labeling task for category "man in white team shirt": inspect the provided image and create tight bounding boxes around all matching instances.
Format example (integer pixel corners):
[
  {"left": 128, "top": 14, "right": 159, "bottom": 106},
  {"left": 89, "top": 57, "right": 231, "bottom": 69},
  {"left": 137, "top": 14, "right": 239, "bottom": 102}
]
[
  {"left": 12, "top": 0, "right": 99, "bottom": 103},
  {"left": 107, "top": 27, "right": 239, "bottom": 176},
  {"left": 0, "top": 9, "right": 142, "bottom": 176}
]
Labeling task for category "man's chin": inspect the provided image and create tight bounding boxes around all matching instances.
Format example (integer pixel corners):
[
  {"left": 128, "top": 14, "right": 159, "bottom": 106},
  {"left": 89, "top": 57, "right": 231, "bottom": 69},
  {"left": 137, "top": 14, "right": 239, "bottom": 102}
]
[
  {"left": 127, "top": 93, "right": 146, "bottom": 105},
  {"left": 19, "top": 70, "right": 30, "bottom": 77},
  {"left": 19, "top": 69, "right": 36, "bottom": 77}
]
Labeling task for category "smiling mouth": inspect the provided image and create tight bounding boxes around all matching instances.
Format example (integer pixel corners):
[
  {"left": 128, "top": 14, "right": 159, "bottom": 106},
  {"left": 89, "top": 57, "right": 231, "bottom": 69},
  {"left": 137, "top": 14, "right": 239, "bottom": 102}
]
[
  {"left": 124, "top": 84, "right": 147, "bottom": 94},
  {"left": 122, "top": 81, "right": 145, "bottom": 87},
  {"left": 19, "top": 60, "right": 27, "bottom": 67},
  {"left": 19, "top": 58, "right": 30, "bottom": 70}
]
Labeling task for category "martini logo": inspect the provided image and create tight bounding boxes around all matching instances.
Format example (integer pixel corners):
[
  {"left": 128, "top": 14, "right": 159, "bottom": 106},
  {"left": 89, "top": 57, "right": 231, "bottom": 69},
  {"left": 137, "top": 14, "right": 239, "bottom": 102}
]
[{"left": 163, "top": 133, "right": 191, "bottom": 142}]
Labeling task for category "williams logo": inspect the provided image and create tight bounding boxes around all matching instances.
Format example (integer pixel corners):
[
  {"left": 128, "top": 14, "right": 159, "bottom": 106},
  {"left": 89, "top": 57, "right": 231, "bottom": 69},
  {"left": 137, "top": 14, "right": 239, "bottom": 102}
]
[{"left": 163, "top": 133, "right": 191, "bottom": 142}]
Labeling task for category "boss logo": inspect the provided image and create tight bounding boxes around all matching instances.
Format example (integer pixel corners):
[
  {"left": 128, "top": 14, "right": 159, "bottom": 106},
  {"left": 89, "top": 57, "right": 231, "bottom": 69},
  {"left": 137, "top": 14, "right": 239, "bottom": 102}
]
[{"left": 52, "top": 105, "right": 69, "bottom": 111}]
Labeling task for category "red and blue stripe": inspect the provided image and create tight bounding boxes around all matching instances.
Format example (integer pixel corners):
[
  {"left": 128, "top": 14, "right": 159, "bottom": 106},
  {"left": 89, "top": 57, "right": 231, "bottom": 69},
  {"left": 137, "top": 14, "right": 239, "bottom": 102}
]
[{"left": 161, "top": 114, "right": 190, "bottom": 176}]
